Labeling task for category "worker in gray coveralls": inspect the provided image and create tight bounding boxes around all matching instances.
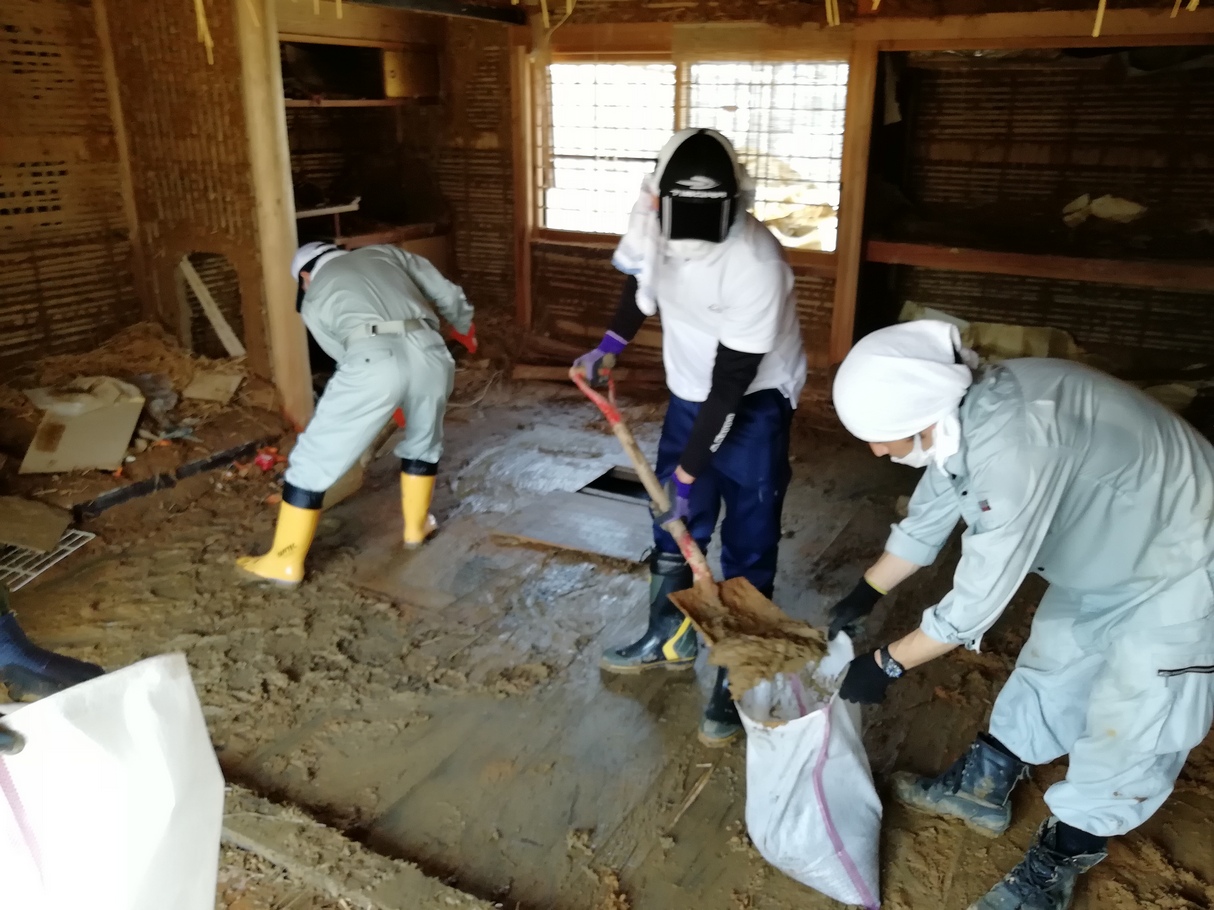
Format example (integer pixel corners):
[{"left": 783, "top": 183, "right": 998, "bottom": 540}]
[
  {"left": 237, "top": 242, "right": 475, "bottom": 588},
  {"left": 827, "top": 320, "right": 1214, "bottom": 910}
]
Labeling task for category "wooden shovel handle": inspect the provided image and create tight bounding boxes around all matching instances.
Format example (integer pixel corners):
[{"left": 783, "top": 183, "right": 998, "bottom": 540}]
[{"left": 570, "top": 367, "right": 715, "bottom": 586}]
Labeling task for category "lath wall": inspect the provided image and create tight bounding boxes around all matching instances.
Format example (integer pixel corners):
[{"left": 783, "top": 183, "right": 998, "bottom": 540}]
[
  {"left": 532, "top": 241, "right": 837, "bottom": 380},
  {"left": 0, "top": 0, "right": 139, "bottom": 374},
  {"left": 107, "top": 0, "right": 270, "bottom": 374},
  {"left": 895, "top": 57, "right": 1214, "bottom": 355},
  {"left": 439, "top": 20, "right": 515, "bottom": 316}
]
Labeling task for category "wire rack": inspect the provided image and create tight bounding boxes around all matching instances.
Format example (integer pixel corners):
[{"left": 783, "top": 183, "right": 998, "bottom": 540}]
[{"left": 0, "top": 530, "right": 96, "bottom": 592}]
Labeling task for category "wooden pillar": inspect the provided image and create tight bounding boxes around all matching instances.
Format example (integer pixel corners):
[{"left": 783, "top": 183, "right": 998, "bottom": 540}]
[
  {"left": 236, "top": 0, "right": 313, "bottom": 427},
  {"left": 510, "top": 31, "right": 534, "bottom": 329},
  {"left": 829, "top": 40, "right": 879, "bottom": 365}
]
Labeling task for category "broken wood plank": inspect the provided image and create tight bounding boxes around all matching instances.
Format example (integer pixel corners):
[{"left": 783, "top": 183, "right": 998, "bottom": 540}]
[
  {"left": 866, "top": 240, "right": 1214, "bottom": 292},
  {"left": 178, "top": 259, "right": 247, "bottom": 357},
  {"left": 512, "top": 364, "right": 666, "bottom": 384},
  {"left": 494, "top": 490, "right": 652, "bottom": 563},
  {"left": 0, "top": 497, "right": 72, "bottom": 553}
]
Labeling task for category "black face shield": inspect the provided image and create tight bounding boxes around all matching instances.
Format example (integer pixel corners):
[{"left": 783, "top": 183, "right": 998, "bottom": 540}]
[{"left": 656, "top": 130, "right": 740, "bottom": 243}]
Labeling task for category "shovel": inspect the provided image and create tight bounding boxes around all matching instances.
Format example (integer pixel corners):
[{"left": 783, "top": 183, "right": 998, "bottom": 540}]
[{"left": 569, "top": 366, "right": 825, "bottom": 691}]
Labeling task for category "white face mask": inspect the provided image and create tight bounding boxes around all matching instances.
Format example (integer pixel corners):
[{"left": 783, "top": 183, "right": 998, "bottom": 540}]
[
  {"left": 890, "top": 433, "right": 934, "bottom": 469},
  {"left": 665, "top": 238, "right": 717, "bottom": 260}
]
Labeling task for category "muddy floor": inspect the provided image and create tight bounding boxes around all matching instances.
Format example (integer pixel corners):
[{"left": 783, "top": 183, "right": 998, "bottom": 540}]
[{"left": 11, "top": 379, "right": 1214, "bottom": 910}]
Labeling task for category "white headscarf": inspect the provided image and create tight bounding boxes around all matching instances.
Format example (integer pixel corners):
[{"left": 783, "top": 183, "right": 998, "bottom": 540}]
[
  {"left": 611, "top": 128, "right": 755, "bottom": 316},
  {"left": 290, "top": 241, "right": 347, "bottom": 282},
  {"left": 832, "top": 321, "right": 979, "bottom": 472}
]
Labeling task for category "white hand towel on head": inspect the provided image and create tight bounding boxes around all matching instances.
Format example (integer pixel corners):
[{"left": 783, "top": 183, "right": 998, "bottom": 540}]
[
  {"left": 832, "top": 320, "right": 978, "bottom": 472},
  {"left": 610, "top": 174, "right": 661, "bottom": 316}
]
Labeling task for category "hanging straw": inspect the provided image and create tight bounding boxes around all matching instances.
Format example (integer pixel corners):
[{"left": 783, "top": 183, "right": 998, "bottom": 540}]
[
  {"left": 1091, "top": 0, "right": 1106, "bottom": 37},
  {"left": 336, "top": 0, "right": 342, "bottom": 17},
  {"left": 242, "top": 0, "right": 261, "bottom": 28},
  {"left": 872, "top": 0, "right": 882, "bottom": 10},
  {"left": 1172, "top": 0, "right": 1183, "bottom": 15},
  {"left": 193, "top": 0, "right": 215, "bottom": 65}
]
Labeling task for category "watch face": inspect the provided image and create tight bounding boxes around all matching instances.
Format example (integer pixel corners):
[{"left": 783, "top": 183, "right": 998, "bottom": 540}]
[{"left": 882, "top": 650, "right": 904, "bottom": 678}]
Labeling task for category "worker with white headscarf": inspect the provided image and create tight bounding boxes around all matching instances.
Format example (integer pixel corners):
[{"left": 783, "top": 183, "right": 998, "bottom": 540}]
[
  {"left": 574, "top": 128, "right": 808, "bottom": 747},
  {"left": 828, "top": 320, "right": 1214, "bottom": 910},
  {"left": 237, "top": 242, "right": 475, "bottom": 587}
]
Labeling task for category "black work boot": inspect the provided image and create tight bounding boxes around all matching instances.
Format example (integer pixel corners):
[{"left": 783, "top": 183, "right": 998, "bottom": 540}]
[
  {"left": 698, "top": 666, "right": 743, "bottom": 747},
  {"left": 969, "top": 817, "right": 1106, "bottom": 910},
  {"left": 0, "top": 611, "right": 104, "bottom": 700},
  {"left": 891, "top": 733, "right": 1028, "bottom": 837},
  {"left": 600, "top": 552, "right": 698, "bottom": 673}
]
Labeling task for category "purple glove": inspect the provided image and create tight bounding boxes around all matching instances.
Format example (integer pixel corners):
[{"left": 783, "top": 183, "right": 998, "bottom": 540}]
[
  {"left": 572, "top": 331, "right": 629, "bottom": 386},
  {"left": 652, "top": 474, "right": 692, "bottom": 528}
]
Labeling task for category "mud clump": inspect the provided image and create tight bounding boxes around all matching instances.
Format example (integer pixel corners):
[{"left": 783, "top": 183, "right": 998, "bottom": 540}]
[{"left": 670, "top": 576, "right": 827, "bottom": 697}]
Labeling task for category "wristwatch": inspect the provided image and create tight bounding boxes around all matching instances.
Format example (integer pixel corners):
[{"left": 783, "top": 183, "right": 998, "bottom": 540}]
[{"left": 877, "top": 647, "right": 905, "bottom": 679}]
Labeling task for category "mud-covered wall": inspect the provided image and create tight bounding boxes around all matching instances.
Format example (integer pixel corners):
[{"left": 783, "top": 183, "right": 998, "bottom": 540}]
[
  {"left": 107, "top": 0, "right": 271, "bottom": 373},
  {"left": 0, "top": 0, "right": 141, "bottom": 373}
]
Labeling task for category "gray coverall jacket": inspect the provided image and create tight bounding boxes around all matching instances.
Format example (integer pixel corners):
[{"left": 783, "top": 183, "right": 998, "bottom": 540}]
[
  {"left": 286, "top": 245, "right": 474, "bottom": 493},
  {"left": 888, "top": 359, "right": 1214, "bottom": 835}
]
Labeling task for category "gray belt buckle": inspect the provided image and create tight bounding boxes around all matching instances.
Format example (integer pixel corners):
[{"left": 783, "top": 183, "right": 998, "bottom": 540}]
[{"left": 369, "top": 324, "right": 380, "bottom": 336}]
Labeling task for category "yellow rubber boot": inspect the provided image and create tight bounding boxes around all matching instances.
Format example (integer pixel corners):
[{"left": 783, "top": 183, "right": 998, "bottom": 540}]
[
  {"left": 236, "top": 502, "right": 320, "bottom": 588},
  {"left": 401, "top": 472, "right": 438, "bottom": 549}
]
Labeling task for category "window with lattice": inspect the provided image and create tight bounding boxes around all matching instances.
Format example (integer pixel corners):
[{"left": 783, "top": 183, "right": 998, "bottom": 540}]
[{"left": 537, "top": 59, "right": 848, "bottom": 252}]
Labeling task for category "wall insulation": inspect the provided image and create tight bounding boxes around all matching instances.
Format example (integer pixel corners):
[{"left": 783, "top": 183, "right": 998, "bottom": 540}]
[
  {"left": 893, "top": 55, "right": 1214, "bottom": 357},
  {"left": 107, "top": 0, "right": 271, "bottom": 373},
  {"left": 0, "top": 0, "right": 140, "bottom": 375}
]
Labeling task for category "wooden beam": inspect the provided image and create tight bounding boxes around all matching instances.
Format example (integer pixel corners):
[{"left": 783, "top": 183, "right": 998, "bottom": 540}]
[
  {"left": 178, "top": 259, "right": 247, "bottom": 357},
  {"left": 357, "top": 0, "right": 526, "bottom": 24},
  {"left": 546, "top": 22, "right": 674, "bottom": 57},
  {"left": 829, "top": 40, "right": 879, "bottom": 365},
  {"left": 856, "top": 8, "right": 1214, "bottom": 49},
  {"left": 241, "top": 0, "right": 313, "bottom": 427},
  {"left": 275, "top": 0, "right": 443, "bottom": 45},
  {"left": 866, "top": 241, "right": 1214, "bottom": 293},
  {"left": 511, "top": 35, "right": 535, "bottom": 329}
]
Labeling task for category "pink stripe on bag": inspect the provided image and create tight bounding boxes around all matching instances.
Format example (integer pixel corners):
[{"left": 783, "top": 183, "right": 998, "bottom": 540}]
[
  {"left": 811, "top": 701, "right": 879, "bottom": 910},
  {"left": 0, "top": 754, "right": 43, "bottom": 875}
]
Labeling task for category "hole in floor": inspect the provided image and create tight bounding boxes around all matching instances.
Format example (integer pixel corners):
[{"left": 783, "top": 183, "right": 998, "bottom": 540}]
[{"left": 578, "top": 466, "right": 650, "bottom": 503}]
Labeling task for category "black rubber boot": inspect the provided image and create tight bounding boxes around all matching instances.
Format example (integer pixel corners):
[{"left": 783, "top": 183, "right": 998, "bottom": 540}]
[
  {"left": 891, "top": 732, "right": 1029, "bottom": 837},
  {"left": 0, "top": 611, "right": 104, "bottom": 701},
  {"left": 698, "top": 665, "right": 743, "bottom": 747},
  {"left": 600, "top": 552, "right": 698, "bottom": 673},
  {"left": 968, "top": 817, "right": 1106, "bottom": 910}
]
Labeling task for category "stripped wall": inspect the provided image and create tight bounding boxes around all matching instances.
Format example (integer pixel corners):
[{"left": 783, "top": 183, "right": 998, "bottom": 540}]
[
  {"left": 888, "top": 53, "right": 1214, "bottom": 360},
  {"left": 106, "top": 0, "right": 271, "bottom": 374},
  {"left": 0, "top": 0, "right": 140, "bottom": 374},
  {"left": 439, "top": 19, "right": 516, "bottom": 316}
]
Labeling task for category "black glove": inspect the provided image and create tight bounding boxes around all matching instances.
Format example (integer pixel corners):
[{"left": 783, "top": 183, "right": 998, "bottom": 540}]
[
  {"left": 839, "top": 647, "right": 900, "bottom": 704},
  {"left": 827, "top": 578, "right": 884, "bottom": 640}
]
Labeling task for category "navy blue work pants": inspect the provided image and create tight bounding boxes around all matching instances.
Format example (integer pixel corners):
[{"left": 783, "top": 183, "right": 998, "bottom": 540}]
[{"left": 652, "top": 389, "right": 793, "bottom": 595}]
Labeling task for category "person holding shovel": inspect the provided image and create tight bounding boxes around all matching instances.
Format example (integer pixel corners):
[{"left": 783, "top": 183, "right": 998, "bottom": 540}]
[
  {"left": 574, "top": 128, "right": 807, "bottom": 747},
  {"left": 237, "top": 242, "right": 475, "bottom": 588},
  {"left": 827, "top": 320, "right": 1214, "bottom": 910}
]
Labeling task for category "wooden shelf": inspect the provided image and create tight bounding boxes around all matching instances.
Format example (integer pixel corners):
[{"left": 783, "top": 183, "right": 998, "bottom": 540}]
[
  {"left": 337, "top": 223, "right": 439, "bottom": 249},
  {"left": 866, "top": 240, "right": 1214, "bottom": 293},
  {"left": 284, "top": 98, "right": 408, "bottom": 108}
]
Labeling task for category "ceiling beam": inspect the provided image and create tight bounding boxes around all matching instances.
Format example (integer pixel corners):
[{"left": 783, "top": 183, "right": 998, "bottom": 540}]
[{"left": 355, "top": 0, "right": 526, "bottom": 25}]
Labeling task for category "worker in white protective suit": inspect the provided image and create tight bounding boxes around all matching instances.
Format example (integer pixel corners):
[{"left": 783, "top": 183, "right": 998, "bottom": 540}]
[
  {"left": 826, "top": 321, "right": 1214, "bottom": 910},
  {"left": 237, "top": 242, "right": 475, "bottom": 587}
]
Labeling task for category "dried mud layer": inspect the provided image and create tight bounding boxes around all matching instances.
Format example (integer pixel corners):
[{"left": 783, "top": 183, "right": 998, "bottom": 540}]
[{"left": 5, "top": 386, "right": 1212, "bottom": 910}]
